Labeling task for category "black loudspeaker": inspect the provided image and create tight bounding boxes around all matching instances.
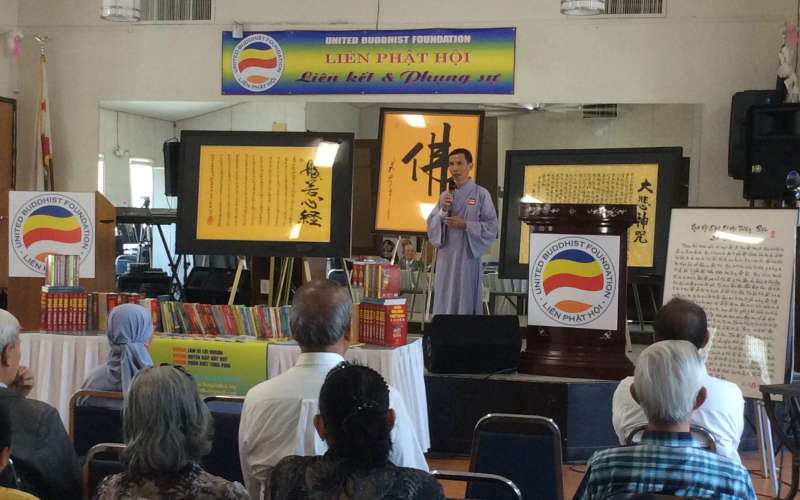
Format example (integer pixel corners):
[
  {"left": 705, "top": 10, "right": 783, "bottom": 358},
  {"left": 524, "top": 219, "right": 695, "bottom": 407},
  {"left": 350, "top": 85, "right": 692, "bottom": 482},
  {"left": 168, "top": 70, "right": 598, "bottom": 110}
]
[
  {"left": 728, "top": 90, "right": 780, "bottom": 180},
  {"left": 423, "top": 315, "right": 522, "bottom": 374},
  {"left": 184, "top": 266, "right": 251, "bottom": 305},
  {"left": 744, "top": 104, "right": 800, "bottom": 200},
  {"left": 163, "top": 141, "right": 180, "bottom": 197}
]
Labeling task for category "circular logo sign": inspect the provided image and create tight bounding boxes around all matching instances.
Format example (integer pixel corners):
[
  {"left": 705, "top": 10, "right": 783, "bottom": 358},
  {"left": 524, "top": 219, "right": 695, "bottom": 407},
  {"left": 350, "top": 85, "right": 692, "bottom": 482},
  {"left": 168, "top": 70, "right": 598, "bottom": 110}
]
[
  {"left": 11, "top": 194, "right": 94, "bottom": 274},
  {"left": 529, "top": 237, "right": 616, "bottom": 326},
  {"left": 231, "top": 34, "right": 285, "bottom": 92}
]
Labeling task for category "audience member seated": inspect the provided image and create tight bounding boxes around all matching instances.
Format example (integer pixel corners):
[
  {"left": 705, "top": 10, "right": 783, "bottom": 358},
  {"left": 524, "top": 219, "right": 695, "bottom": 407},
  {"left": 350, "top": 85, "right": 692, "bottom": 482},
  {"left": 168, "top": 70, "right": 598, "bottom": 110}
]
[
  {"left": 0, "top": 310, "right": 82, "bottom": 500},
  {"left": 264, "top": 363, "right": 444, "bottom": 500},
  {"left": 95, "top": 364, "right": 248, "bottom": 500},
  {"left": 574, "top": 341, "right": 756, "bottom": 500},
  {"left": 80, "top": 304, "right": 154, "bottom": 409},
  {"left": 239, "top": 279, "right": 428, "bottom": 500},
  {"left": 399, "top": 243, "right": 420, "bottom": 271},
  {"left": 612, "top": 298, "right": 744, "bottom": 461},
  {"left": 382, "top": 239, "right": 396, "bottom": 260},
  {"left": 0, "top": 406, "right": 40, "bottom": 500}
]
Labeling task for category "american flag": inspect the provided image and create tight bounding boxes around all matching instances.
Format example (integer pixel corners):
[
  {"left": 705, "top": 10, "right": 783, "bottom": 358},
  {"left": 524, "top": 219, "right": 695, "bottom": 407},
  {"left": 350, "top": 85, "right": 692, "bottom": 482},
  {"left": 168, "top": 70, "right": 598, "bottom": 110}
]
[{"left": 35, "top": 52, "right": 54, "bottom": 191}]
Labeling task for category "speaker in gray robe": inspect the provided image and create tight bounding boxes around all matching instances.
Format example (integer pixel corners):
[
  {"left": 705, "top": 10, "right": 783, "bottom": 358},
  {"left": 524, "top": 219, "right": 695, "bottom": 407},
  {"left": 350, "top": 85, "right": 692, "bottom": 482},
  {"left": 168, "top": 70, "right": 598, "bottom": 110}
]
[{"left": 426, "top": 178, "right": 497, "bottom": 315}]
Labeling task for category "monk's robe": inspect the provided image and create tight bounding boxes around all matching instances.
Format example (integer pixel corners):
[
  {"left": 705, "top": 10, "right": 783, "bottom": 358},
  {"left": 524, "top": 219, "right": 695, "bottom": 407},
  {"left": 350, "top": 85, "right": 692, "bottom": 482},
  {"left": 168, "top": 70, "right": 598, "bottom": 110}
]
[{"left": 426, "top": 178, "right": 497, "bottom": 315}]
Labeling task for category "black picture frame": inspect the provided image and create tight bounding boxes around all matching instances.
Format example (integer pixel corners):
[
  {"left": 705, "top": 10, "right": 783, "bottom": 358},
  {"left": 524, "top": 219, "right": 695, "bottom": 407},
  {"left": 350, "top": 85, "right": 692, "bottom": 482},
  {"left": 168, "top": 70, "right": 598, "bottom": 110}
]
[
  {"left": 176, "top": 130, "right": 354, "bottom": 258},
  {"left": 499, "top": 147, "right": 683, "bottom": 281},
  {"left": 373, "top": 108, "right": 486, "bottom": 235}
]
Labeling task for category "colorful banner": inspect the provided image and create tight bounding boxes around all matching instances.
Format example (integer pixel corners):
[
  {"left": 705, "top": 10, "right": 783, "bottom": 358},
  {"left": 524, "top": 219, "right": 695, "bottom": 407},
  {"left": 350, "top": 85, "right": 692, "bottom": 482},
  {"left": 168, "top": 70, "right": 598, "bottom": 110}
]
[
  {"left": 195, "top": 145, "right": 331, "bottom": 242},
  {"left": 149, "top": 337, "right": 269, "bottom": 397},
  {"left": 520, "top": 164, "right": 659, "bottom": 267},
  {"left": 222, "top": 28, "right": 515, "bottom": 95},
  {"left": 8, "top": 191, "right": 96, "bottom": 278},
  {"left": 375, "top": 110, "right": 483, "bottom": 233}
]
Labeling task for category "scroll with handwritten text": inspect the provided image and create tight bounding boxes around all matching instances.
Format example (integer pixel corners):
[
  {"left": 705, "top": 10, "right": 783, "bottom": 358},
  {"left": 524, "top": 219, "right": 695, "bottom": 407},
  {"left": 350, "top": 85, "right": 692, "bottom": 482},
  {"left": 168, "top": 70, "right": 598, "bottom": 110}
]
[{"left": 662, "top": 209, "right": 798, "bottom": 399}]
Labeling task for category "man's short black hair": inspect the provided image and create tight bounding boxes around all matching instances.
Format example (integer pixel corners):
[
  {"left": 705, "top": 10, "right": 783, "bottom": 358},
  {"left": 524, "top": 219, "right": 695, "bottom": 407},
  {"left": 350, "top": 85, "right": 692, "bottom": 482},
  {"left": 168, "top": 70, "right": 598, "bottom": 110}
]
[
  {"left": 449, "top": 148, "right": 473, "bottom": 164},
  {"left": 653, "top": 298, "right": 707, "bottom": 349}
]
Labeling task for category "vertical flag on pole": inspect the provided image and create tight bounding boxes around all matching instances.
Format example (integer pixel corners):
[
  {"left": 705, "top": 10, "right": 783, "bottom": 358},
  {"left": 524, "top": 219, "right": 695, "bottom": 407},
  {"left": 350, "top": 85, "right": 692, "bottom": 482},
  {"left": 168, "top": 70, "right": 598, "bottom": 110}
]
[{"left": 35, "top": 51, "right": 54, "bottom": 191}]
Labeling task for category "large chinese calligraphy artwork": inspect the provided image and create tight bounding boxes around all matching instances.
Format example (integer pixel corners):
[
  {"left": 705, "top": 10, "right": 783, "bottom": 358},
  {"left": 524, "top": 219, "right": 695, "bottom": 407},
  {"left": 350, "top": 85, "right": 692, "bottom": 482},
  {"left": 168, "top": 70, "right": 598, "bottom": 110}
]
[
  {"left": 520, "top": 164, "right": 658, "bottom": 267},
  {"left": 195, "top": 145, "right": 331, "bottom": 242},
  {"left": 662, "top": 209, "right": 797, "bottom": 399},
  {"left": 376, "top": 110, "right": 482, "bottom": 233}
]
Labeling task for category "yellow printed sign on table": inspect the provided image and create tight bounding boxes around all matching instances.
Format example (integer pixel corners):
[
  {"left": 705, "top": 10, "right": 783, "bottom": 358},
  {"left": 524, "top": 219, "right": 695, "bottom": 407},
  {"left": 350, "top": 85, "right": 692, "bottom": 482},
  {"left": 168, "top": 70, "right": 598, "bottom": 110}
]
[
  {"left": 520, "top": 164, "right": 658, "bottom": 267},
  {"left": 149, "top": 337, "right": 269, "bottom": 397},
  {"left": 376, "top": 112, "right": 482, "bottom": 233},
  {"left": 196, "top": 145, "right": 331, "bottom": 242}
]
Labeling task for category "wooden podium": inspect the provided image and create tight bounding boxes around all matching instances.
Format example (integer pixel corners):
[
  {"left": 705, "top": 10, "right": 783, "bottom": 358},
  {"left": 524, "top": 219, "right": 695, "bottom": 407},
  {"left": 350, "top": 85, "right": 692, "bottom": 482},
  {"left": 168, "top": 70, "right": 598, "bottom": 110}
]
[
  {"left": 518, "top": 203, "right": 637, "bottom": 381},
  {"left": 3, "top": 192, "right": 116, "bottom": 331}
]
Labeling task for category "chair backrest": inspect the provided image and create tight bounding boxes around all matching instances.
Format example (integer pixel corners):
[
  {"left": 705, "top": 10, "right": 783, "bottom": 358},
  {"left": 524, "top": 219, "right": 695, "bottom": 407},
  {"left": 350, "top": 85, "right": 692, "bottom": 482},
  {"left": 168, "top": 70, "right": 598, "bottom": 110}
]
[
  {"left": 0, "top": 458, "right": 21, "bottom": 490},
  {"left": 83, "top": 443, "right": 126, "bottom": 500},
  {"left": 200, "top": 396, "right": 246, "bottom": 484},
  {"left": 469, "top": 413, "right": 564, "bottom": 500},
  {"left": 624, "top": 424, "right": 716, "bottom": 452},
  {"left": 69, "top": 390, "right": 124, "bottom": 458},
  {"left": 432, "top": 470, "right": 522, "bottom": 500}
]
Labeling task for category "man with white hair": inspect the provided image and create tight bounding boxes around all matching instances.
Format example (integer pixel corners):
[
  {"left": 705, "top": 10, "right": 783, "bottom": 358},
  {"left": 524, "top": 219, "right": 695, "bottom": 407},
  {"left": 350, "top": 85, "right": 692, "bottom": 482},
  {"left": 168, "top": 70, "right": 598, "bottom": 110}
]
[
  {"left": 238, "top": 280, "right": 428, "bottom": 500},
  {"left": 0, "top": 309, "right": 82, "bottom": 500},
  {"left": 574, "top": 341, "right": 756, "bottom": 500}
]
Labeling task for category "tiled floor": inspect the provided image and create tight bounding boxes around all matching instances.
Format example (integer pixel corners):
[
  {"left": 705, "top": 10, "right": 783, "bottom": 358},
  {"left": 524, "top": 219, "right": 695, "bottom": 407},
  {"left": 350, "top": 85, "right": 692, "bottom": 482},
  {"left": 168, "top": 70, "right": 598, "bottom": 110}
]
[{"left": 429, "top": 451, "right": 794, "bottom": 499}]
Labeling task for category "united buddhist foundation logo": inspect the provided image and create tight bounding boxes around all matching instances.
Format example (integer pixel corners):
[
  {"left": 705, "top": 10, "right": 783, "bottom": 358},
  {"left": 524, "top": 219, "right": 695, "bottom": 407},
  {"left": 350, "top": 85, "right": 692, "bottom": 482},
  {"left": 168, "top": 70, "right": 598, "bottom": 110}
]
[
  {"left": 530, "top": 237, "right": 616, "bottom": 327},
  {"left": 231, "top": 34, "right": 285, "bottom": 92},
  {"left": 11, "top": 194, "right": 93, "bottom": 274}
]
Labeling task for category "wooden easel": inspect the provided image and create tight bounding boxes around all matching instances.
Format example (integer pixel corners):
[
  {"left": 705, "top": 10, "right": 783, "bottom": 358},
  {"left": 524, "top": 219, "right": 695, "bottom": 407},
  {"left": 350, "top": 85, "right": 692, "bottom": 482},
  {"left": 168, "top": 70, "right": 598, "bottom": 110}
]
[{"left": 256, "top": 256, "right": 313, "bottom": 307}]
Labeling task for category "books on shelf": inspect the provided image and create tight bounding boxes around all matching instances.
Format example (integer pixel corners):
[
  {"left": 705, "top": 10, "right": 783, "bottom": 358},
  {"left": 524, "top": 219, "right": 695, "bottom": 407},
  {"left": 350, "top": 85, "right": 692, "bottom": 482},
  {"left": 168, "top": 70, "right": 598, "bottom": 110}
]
[
  {"left": 357, "top": 297, "right": 407, "bottom": 347},
  {"left": 363, "top": 263, "right": 400, "bottom": 299},
  {"left": 158, "top": 302, "right": 292, "bottom": 339},
  {"left": 44, "top": 254, "right": 80, "bottom": 287}
]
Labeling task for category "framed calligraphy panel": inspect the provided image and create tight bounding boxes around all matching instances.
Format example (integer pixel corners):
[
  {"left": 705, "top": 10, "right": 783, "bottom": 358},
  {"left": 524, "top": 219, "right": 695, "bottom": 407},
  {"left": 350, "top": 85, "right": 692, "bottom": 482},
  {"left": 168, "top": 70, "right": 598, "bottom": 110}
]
[
  {"left": 374, "top": 108, "right": 484, "bottom": 234},
  {"left": 662, "top": 208, "right": 799, "bottom": 398},
  {"left": 500, "top": 148, "right": 682, "bottom": 281},
  {"left": 177, "top": 131, "right": 353, "bottom": 257}
]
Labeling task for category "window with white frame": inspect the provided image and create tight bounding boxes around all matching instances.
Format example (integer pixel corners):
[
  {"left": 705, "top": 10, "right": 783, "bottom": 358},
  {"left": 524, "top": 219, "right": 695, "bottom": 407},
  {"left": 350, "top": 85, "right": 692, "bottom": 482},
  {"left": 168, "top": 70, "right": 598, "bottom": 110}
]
[{"left": 130, "top": 158, "right": 155, "bottom": 208}]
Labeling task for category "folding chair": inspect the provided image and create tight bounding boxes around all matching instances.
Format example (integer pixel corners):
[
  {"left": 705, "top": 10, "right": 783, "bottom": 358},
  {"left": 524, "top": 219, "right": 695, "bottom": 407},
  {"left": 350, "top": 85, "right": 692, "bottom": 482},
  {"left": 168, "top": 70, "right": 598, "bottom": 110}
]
[
  {"left": 201, "top": 395, "right": 246, "bottom": 484},
  {"left": 69, "top": 390, "right": 124, "bottom": 458},
  {"left": 625, "top": 423, "right": 716, "bottom": 452},
  {"left": 432, "top": 470, "right": 522, "bottom": 500},
  {"left": 83, "top": 443, "right": 126, "bottom": 500},
  {"left": 468, "top": 413, "right": 564, "bottom": 500}
]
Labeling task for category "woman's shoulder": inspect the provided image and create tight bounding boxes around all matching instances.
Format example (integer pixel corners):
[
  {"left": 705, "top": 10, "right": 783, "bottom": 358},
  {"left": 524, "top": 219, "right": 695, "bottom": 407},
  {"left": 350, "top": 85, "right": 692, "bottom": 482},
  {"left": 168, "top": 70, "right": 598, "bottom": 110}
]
[
  {"left": 191, "top": 467, "right": 250, "bottom": 500},
  {"left": 378, "top": 466, "right": 445, "bottom": 499}
]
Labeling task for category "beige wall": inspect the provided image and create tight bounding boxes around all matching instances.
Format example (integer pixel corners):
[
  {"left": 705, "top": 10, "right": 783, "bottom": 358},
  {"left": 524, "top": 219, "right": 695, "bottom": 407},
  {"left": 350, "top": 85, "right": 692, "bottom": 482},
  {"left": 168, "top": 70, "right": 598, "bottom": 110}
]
[
  {"left": 11, "top": 0, "right": 796, "bottom": 208},
  {"left": 0, "top": 0, "right": 18, "bottom": 98},
  {"left": 176, "top": 102, "right": 306, "bottom": 134}
]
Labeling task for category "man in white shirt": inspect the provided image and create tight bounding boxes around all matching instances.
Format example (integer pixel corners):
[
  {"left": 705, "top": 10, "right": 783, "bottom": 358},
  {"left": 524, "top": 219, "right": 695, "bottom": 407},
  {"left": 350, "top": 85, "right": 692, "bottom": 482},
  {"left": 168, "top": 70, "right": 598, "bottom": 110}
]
[
  {"left": 612, "top": 298, "right": 744, "bottom": 462},
  {"left": 238, "top": 279, "right": 428, "bottom": 499}
]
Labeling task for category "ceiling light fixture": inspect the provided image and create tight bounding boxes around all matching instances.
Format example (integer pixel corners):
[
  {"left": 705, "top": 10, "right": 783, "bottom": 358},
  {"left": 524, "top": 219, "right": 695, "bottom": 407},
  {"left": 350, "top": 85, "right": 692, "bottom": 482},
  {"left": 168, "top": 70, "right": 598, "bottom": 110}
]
[
  {"left": 560, "top": 0, "right": 605, "bottom": 16},
  {"left": 101, "top": 0, "right": 142, "bottom": 22}
]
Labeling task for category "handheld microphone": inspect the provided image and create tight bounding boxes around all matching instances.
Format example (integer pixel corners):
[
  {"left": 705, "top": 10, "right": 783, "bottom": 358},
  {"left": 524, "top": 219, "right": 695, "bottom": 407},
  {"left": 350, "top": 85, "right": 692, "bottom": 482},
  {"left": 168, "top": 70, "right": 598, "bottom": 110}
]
[{"left": 447, "top": 180, "right": 456, "bottom": 217}]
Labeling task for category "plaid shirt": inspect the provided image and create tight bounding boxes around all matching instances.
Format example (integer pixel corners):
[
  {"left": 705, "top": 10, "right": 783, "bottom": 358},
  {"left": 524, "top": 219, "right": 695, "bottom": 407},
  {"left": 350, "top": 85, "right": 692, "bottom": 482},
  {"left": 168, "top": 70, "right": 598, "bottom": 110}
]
[{"left": 573, "top": 431, "right": 756, "bottom": 500}]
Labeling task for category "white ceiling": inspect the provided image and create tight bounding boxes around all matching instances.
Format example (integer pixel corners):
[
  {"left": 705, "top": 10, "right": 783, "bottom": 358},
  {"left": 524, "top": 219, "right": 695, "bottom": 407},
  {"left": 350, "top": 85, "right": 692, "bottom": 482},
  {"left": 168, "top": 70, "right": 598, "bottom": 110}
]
[{"left": 100, "top": 101, "right": 241, "bottom": 122}]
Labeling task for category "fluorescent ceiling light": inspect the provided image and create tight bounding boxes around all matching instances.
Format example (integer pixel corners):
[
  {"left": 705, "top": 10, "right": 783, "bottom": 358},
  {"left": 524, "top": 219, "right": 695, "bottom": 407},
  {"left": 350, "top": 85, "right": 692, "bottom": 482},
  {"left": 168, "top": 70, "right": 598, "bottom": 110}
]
[
  {"left": 402, "top": 114, "right": 427, "bottom": 128},
  {"left": 289, "top": 224, "right": 302, "bottom": 240},
  {"left": 713, "top": 231, "right": 764, "bottom": 244},
  {"left": 521, "top": 194, "right": 543, "bottom": 203},
  {"left": 314, "top": 141, "right": 340, "bottom": 168},
  {"left": 419, "top": 203, "right": 437, "bottom": 219},
  {"left": 560, "top": 0, "right": 605, "bottom": 15},
  {"left": 101, "top": 0, "right": 141, "bottom": 21}
]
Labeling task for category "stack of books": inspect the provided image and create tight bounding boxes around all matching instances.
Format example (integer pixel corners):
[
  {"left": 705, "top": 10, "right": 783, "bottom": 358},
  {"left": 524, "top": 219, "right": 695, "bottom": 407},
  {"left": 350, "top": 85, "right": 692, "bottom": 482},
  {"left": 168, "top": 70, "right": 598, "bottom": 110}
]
[
  {"left": 40, "top": 286, "right": 87, "bottom": 331},
  {"left": 44, "top": 254, "right": 80, "bottom": 287},
  {"left": 363, "top": 263, "right": 400, "bottom": 299},
  {"left": 159, "top": 302, "right": 292, "bottom": 339},
  {"left": 358, "top": 297, "right": 407, "bottom": 347}
]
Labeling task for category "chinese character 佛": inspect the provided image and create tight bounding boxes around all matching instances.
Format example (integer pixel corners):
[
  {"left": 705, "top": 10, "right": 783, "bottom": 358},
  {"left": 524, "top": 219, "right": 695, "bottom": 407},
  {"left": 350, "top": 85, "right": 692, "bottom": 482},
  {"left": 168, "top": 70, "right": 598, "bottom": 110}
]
[{"left": 401, "top": 122, "right": 452, "bottom": 196}]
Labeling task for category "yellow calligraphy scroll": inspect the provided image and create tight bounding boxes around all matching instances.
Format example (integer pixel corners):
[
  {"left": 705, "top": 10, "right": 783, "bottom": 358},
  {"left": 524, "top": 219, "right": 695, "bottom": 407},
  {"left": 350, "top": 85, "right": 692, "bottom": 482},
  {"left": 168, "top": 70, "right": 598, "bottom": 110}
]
[
  {"left": 375, "top": 111, "right": 482, "bottom": 233},
  {"left": 196, "top": 145, "right": 331, "bottom": 242},
  {"left": 520, "top": 164, "right": 658, "bottom": 267}
]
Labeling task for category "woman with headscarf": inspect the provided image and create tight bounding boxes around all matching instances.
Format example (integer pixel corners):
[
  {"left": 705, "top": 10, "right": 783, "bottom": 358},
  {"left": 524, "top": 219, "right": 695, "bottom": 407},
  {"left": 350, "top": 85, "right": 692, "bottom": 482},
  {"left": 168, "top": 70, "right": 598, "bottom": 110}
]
[{"left": 79, "top": 304, "right": 154, "bottom": 408}]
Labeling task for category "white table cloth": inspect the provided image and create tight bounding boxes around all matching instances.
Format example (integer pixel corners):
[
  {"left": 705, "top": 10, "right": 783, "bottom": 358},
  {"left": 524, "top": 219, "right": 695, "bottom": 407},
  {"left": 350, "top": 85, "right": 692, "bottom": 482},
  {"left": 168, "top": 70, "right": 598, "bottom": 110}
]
[
  {"left": 267, "top": 338, "right": 430, "bottom": 451},
  {"left": 19, "top": 332, "right": 110, "bottom": 427}
]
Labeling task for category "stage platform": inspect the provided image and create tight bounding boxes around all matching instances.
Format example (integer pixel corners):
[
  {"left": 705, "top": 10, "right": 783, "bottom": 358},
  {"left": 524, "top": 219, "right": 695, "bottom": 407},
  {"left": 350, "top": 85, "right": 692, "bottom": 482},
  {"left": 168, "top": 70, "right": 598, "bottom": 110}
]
[{"left": 423, "top": 348, "right": 768, "bottom": 463}]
